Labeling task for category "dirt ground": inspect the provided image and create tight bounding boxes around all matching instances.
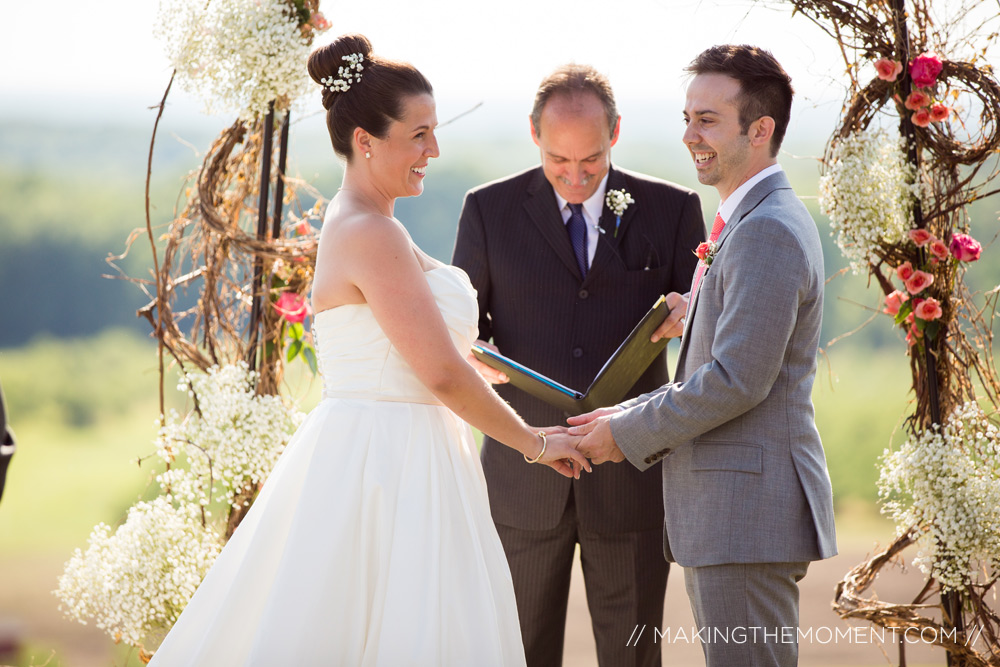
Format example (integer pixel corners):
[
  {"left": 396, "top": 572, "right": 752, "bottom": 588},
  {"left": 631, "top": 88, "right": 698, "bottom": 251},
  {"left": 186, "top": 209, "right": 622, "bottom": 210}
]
[
  {"left": 0, "top": 545, "right": 960, "bottom": 666},
  {"left": 563, "top": 544, "right": 947, "bottom": 667}
]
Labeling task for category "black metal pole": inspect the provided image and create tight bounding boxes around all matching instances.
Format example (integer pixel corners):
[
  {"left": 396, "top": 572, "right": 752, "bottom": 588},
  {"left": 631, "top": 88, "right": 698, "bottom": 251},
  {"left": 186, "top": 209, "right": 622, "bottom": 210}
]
[
  {"left": 271, "top": 110, "right": 291, "bottom": 240},
  {"left": 245, "top": 101, "right": 276, "bottom": 373},
  {"left": 891, "top": 1, "right": 961, "bottom": 663}
]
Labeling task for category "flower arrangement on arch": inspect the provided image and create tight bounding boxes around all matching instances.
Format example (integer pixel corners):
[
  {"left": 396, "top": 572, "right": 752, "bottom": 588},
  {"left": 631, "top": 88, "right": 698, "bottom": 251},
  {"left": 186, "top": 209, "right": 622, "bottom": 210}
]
[
  {"left": 878, "top": 402, "right": 1000, "bottom": 592},
  {"left": 874, "top": 51, "right": 952, "bottom": 127},
  {"left": 881, "top": 229, "right": 981, "bottom": 349},
  {"left": 155, "top": 0, "right": 330, "bottom": 119},
  {"left": 56, "top": 362, "right": 305, "bottom": 655}
]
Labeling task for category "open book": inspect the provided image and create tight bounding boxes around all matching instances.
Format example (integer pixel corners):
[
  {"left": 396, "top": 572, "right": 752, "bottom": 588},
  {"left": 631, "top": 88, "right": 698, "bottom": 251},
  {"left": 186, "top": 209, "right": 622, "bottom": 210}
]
[{"left": 471, "top": 295, "right": 670, "bottom": 415}]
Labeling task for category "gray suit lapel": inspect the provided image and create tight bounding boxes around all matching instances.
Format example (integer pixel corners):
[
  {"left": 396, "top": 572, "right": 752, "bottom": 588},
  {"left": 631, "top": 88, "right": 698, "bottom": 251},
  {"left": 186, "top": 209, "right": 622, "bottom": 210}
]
[
  {"left": 676, "top": 171, "right": 792, "bottom": 377},
  {"left": 523, "top": 169, "right": 582, "bottom": 279}
]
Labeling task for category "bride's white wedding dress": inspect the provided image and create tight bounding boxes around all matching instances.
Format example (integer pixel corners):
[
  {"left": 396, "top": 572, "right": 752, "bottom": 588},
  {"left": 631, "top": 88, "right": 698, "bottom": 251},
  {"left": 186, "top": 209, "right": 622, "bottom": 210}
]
[{"left": 150, "top": 265, "right": 526, "bottom": 666}]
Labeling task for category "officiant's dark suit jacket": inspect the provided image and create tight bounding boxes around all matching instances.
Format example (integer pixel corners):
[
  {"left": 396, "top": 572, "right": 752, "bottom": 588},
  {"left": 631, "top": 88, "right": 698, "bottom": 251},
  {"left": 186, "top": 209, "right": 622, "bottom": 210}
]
[{"left": 453, "top": 164, "right": 703, "bottom": 535}]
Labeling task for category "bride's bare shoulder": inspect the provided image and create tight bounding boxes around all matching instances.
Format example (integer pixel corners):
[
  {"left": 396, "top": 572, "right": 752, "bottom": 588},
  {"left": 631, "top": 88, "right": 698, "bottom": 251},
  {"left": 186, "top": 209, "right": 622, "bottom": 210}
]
[{"left": 320, "top": 209, "right": 408, "bottom": 256}]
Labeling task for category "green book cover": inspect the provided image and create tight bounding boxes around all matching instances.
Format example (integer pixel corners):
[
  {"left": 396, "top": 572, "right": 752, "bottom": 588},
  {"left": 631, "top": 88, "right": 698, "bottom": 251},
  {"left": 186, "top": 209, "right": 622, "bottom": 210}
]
[{"left": 472, "top": 295, "right": 669, "bottom": 415}]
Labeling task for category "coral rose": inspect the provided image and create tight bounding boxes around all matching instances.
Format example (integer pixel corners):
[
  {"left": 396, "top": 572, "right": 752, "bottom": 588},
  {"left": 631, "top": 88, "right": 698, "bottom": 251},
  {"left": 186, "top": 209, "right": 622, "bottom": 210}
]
[
  {"left": 930, "top": 103, "right": 950, "bottom": 122},
  {"left": 914, "top": 297, "right": 943, "bottom": 321},
  {"left": 904, "top": 270, "right": 934, "bottom": 295},
  {"left": 909, "top": 51, "right": 943, "bottom": 88},
  {"left": 904, "top": 91, "right": 931, "bottom": 111},
  {"left": 929, "top": 239, "right": 950, "bottom": 261},
  {"left": 949, "top": 233, "right": 982, "bottom": 262},
  {"left": 875, "top": 58, "right": 903, "bottom": 82},
  {"left": 896, "top": 261, "right": 915, "bottom": 282},
  {"left": 912, "top": 108, "right": 932, "bottom": 127},
  {"left": 907, "top": 229, "right": 933, "bottom": 247},
  {"left": 274, "top": 291, "right": 311, "bottom": 323},
  {"left": 695, "top": 241, "right": 714, "bottom": 262},
  {"left": 883, "top": 290, "right": 909, "bottom": 316},
  {"left": 295, "top": 220, "right": 312, "bottom": 236},
  {"left": 310, "top": 11, "right": 331, "bottom": 31}
]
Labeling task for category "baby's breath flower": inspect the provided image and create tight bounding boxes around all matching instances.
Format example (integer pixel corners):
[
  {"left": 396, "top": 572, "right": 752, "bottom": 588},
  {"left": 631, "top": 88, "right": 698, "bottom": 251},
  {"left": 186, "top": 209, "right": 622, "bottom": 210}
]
[
  {"left": 878, "top": 403, "right": 1000, "bottom": 591},
  {"left": 819, "top": 128, "right": 921, "bottom": 274},
  {"left": 57, "top": 362, "right": 305, "bottom": 650},
  {"left": 54, "top": 498, "right": 222, "bottom": 647},
  {"left": 155, "top": 0, "right": 317, "bottom": 119}
]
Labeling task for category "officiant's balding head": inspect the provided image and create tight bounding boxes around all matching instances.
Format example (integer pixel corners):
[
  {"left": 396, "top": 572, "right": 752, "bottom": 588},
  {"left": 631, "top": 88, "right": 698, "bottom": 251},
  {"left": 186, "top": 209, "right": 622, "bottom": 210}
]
[{"left": 529, "top": 64, "right": 622, "bottom": 205}]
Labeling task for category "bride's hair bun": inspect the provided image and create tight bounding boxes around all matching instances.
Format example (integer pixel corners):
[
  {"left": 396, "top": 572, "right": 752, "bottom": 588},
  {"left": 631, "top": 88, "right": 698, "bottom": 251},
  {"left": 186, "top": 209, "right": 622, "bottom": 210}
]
[
  {"left": 308, "top": 33, "right": 373, "bottom": 111},
  {"left": 308, "top": 33, "right": 433, "bottom": 161}
]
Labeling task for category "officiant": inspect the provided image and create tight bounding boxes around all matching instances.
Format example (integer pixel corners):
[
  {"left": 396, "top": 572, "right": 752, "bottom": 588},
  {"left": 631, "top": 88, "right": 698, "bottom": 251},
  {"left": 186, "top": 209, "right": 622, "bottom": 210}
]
[{"left": 452, "top": 63, "right": 704, "bottom": 667}]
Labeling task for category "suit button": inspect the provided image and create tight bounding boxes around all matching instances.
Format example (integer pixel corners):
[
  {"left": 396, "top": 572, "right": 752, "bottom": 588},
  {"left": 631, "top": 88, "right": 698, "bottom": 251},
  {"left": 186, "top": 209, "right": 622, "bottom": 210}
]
[
  {"left": 572, "top": 347, "right": 584, "bottom": 358},
  {"left": 578, "top": 289, "right": 589, "bottom": 299}
]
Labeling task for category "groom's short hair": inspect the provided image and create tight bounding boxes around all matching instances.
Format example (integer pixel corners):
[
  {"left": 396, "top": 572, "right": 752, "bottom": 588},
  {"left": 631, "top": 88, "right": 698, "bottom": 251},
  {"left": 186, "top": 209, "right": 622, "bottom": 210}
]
[
  {"left": 531, "top": 64, "right": 619, "bottom": 137},
  {"left": 686, "top": 45, "right": 793, "bottom": 157}
]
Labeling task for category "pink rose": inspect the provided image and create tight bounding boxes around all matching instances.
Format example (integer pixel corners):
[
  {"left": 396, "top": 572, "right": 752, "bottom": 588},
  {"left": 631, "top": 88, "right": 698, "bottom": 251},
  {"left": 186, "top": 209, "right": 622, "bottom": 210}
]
[
  {"left": 914, "top": 297, "right": 943, "bottom": 321},
  {"left": 904, "top": 90, "right": 931, "bottom": 110},
  {"left": 695, "top": 242, "right": 713, "bottom": 261},
  {"left": 896, "top": 261, "right": 915, "bottom": 282},
  {"left": 904, "top": 270, "right": 934, "bottom": 295},
  {"left": 907, "top": 229, "right": 933, "bottom": 247},
  {"left": 295, "top": 220, "right": 312, "bottom": 236},
  {"left": 912, "top": 108, "right": 932, "bottom": 127},
  {"left": 930, "top": 103, "right": 950, "bottom": 122},
  {"left": 949, "top": 233, "right": 982, "bottom": 262},
  {"left": 909, "top": 51, "right": 943, "bottom": 88},
  {"left": 883, "top": 290, "right": 909, "bottom": 316},
  {"left": 875, "top": 58, "right": 903, "bottom": 82},
  {"left": 906, "top": 323, "right": 923, "bottom": 347},
  {"left": 274, "top": 292, "right": 311, "bottom": 323},
  {"left": 929, "top": 239, "right": 950, "bottom": 261},
  {"left": 310, "top": 11, "right": 331, "bottom": 31}
]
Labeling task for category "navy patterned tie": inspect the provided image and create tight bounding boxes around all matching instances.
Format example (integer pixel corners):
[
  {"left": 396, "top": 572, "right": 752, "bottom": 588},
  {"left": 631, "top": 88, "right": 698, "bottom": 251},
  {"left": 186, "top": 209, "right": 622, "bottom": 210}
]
[{"left": 567, "top": 203, "right": 588, "bottom": 278}]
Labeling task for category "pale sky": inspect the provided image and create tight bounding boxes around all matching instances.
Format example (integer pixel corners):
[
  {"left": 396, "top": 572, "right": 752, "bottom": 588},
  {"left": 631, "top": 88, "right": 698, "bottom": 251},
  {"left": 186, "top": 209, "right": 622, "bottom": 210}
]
[{"left": 1, "top": 0, "right": 852, "bottom": 123}]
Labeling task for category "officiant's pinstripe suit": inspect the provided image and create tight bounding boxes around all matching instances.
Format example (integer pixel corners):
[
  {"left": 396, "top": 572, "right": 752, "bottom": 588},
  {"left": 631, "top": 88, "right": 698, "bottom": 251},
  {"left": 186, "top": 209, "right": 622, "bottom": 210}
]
[{"left": 453, "top": 164, "right": 703, "bottom": 666}]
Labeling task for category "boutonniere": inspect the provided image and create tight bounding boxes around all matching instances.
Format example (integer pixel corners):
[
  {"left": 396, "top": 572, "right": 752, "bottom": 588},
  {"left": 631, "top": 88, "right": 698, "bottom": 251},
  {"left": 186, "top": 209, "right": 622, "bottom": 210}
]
[
  {"left": 695, "top": 241, "right": 718, "bottom": 265},
  {"left": 605, "top": 189, "right": 634, "bottom": 238}
]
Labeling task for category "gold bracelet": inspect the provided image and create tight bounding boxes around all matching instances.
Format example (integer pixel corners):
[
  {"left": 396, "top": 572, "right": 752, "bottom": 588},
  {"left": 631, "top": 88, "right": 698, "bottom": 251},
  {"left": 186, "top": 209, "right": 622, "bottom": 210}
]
[{"left": 523, "top": 431, "right": 547, "bottom": 464}]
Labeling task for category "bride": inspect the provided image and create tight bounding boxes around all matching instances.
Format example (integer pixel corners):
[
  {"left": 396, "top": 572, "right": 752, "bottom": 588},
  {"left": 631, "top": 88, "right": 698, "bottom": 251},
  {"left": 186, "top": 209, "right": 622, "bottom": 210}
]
[{"left": 148, "top": 33, "right": 590, "bottom": 666}]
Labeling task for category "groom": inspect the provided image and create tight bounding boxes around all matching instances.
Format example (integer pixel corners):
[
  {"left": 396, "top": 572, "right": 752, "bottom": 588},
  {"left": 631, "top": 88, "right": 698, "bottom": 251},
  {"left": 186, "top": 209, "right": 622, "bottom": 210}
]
[
  {"left": 453, "top": 64, "right": 703, "bottom": 666},
  {"left": 570, "top": 45, "right": 838, "bottom": 666}
]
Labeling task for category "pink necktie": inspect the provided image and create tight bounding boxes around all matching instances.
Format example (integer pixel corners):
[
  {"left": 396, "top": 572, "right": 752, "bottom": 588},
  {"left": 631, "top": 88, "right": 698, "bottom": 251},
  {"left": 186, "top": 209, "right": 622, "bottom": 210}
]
[{"left": 691, "top": 213, "right": 726, "bottom": 296}]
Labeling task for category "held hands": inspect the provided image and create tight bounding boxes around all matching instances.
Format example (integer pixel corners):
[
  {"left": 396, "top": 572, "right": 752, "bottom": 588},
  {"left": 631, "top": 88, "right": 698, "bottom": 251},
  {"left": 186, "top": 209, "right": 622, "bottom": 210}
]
[
  {"left": 566, "top": 407, "right": 626, "bottom": 465},
  {"left": 529, "top": 426, "right": 592, "bottom": 479},
  {"left": 650, "top": 292, "right": 690, "bottom": 342},
  {"left": 466, "top": 340, "right": 509, "bottom": 384}
]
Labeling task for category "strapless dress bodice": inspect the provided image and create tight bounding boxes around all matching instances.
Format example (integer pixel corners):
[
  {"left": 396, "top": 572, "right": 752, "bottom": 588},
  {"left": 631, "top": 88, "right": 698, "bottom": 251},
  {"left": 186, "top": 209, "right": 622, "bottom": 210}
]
[{"left": 312, "top": 265, "right": 478, "bottom": 405}]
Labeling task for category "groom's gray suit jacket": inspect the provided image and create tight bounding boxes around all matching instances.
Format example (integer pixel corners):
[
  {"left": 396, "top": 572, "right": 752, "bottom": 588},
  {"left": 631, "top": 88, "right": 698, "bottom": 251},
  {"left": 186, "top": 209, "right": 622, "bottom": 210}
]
[{"left": 610, "top": 171, "right": 837, "bottom": 567}]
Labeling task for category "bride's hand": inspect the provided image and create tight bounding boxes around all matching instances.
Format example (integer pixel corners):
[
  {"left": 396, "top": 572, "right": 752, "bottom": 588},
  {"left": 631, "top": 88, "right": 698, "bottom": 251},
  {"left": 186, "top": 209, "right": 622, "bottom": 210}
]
[{"left": 530, "top": 429, "right": 592, "bottom": 479}]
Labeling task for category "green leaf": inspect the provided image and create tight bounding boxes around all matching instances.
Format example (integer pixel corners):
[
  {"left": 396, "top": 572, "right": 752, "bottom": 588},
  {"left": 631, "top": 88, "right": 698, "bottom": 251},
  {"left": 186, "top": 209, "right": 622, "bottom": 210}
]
[
  {"left": 303, "top": 345, "right": 318, "bottom": 375},
  {"left": 286, "top": 339, "right": 303, "bottom": 362},
  {"left": 894, "top": 301, "right": 914, "bottom": 326},
  {"left": 924, "top": 320, "right": 942, "bottom": 341},
  {"left": 288, "top": 322, "right": 305, "bottom": 340}
]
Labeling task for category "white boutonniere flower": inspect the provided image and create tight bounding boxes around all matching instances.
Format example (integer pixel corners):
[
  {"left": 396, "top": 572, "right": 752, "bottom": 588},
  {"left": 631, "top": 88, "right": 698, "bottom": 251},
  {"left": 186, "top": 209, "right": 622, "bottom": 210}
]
[{"left": 605, "top": 189, "right": 634, "bottom": 237}]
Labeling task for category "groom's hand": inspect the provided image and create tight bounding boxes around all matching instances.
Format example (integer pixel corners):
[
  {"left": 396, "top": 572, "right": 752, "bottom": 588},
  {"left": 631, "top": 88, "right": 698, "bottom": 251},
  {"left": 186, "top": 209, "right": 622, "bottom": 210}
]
[
  {"left": 466, "top": 340, "right": 509, "bottom": 384},
  {"left": 651, "top": 291, "right": 689, "bottom": 342},
  {"left": 567, "top": 412, "right": 626, "bottom": 465}
]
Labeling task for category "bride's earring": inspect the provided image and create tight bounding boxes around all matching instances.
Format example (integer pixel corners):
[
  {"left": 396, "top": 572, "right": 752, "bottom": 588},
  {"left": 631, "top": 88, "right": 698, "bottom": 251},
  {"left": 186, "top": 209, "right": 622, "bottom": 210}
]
[{"left": 365, "top": 151, "right": 371, "bottom": 159}]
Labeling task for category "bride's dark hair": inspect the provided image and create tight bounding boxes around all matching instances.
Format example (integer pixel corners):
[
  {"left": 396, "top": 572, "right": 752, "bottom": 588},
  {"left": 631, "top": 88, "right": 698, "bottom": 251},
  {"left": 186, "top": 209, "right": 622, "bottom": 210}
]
[{"left": 308, "top": 33, "right": 434, "bottom": 160}]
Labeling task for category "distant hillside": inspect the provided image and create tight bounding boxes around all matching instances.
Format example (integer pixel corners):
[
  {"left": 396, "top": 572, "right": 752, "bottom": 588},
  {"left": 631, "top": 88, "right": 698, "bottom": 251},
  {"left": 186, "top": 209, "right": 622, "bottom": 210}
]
[{"left": 1, "top": 108, "right": 997, "bottom": 349}]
